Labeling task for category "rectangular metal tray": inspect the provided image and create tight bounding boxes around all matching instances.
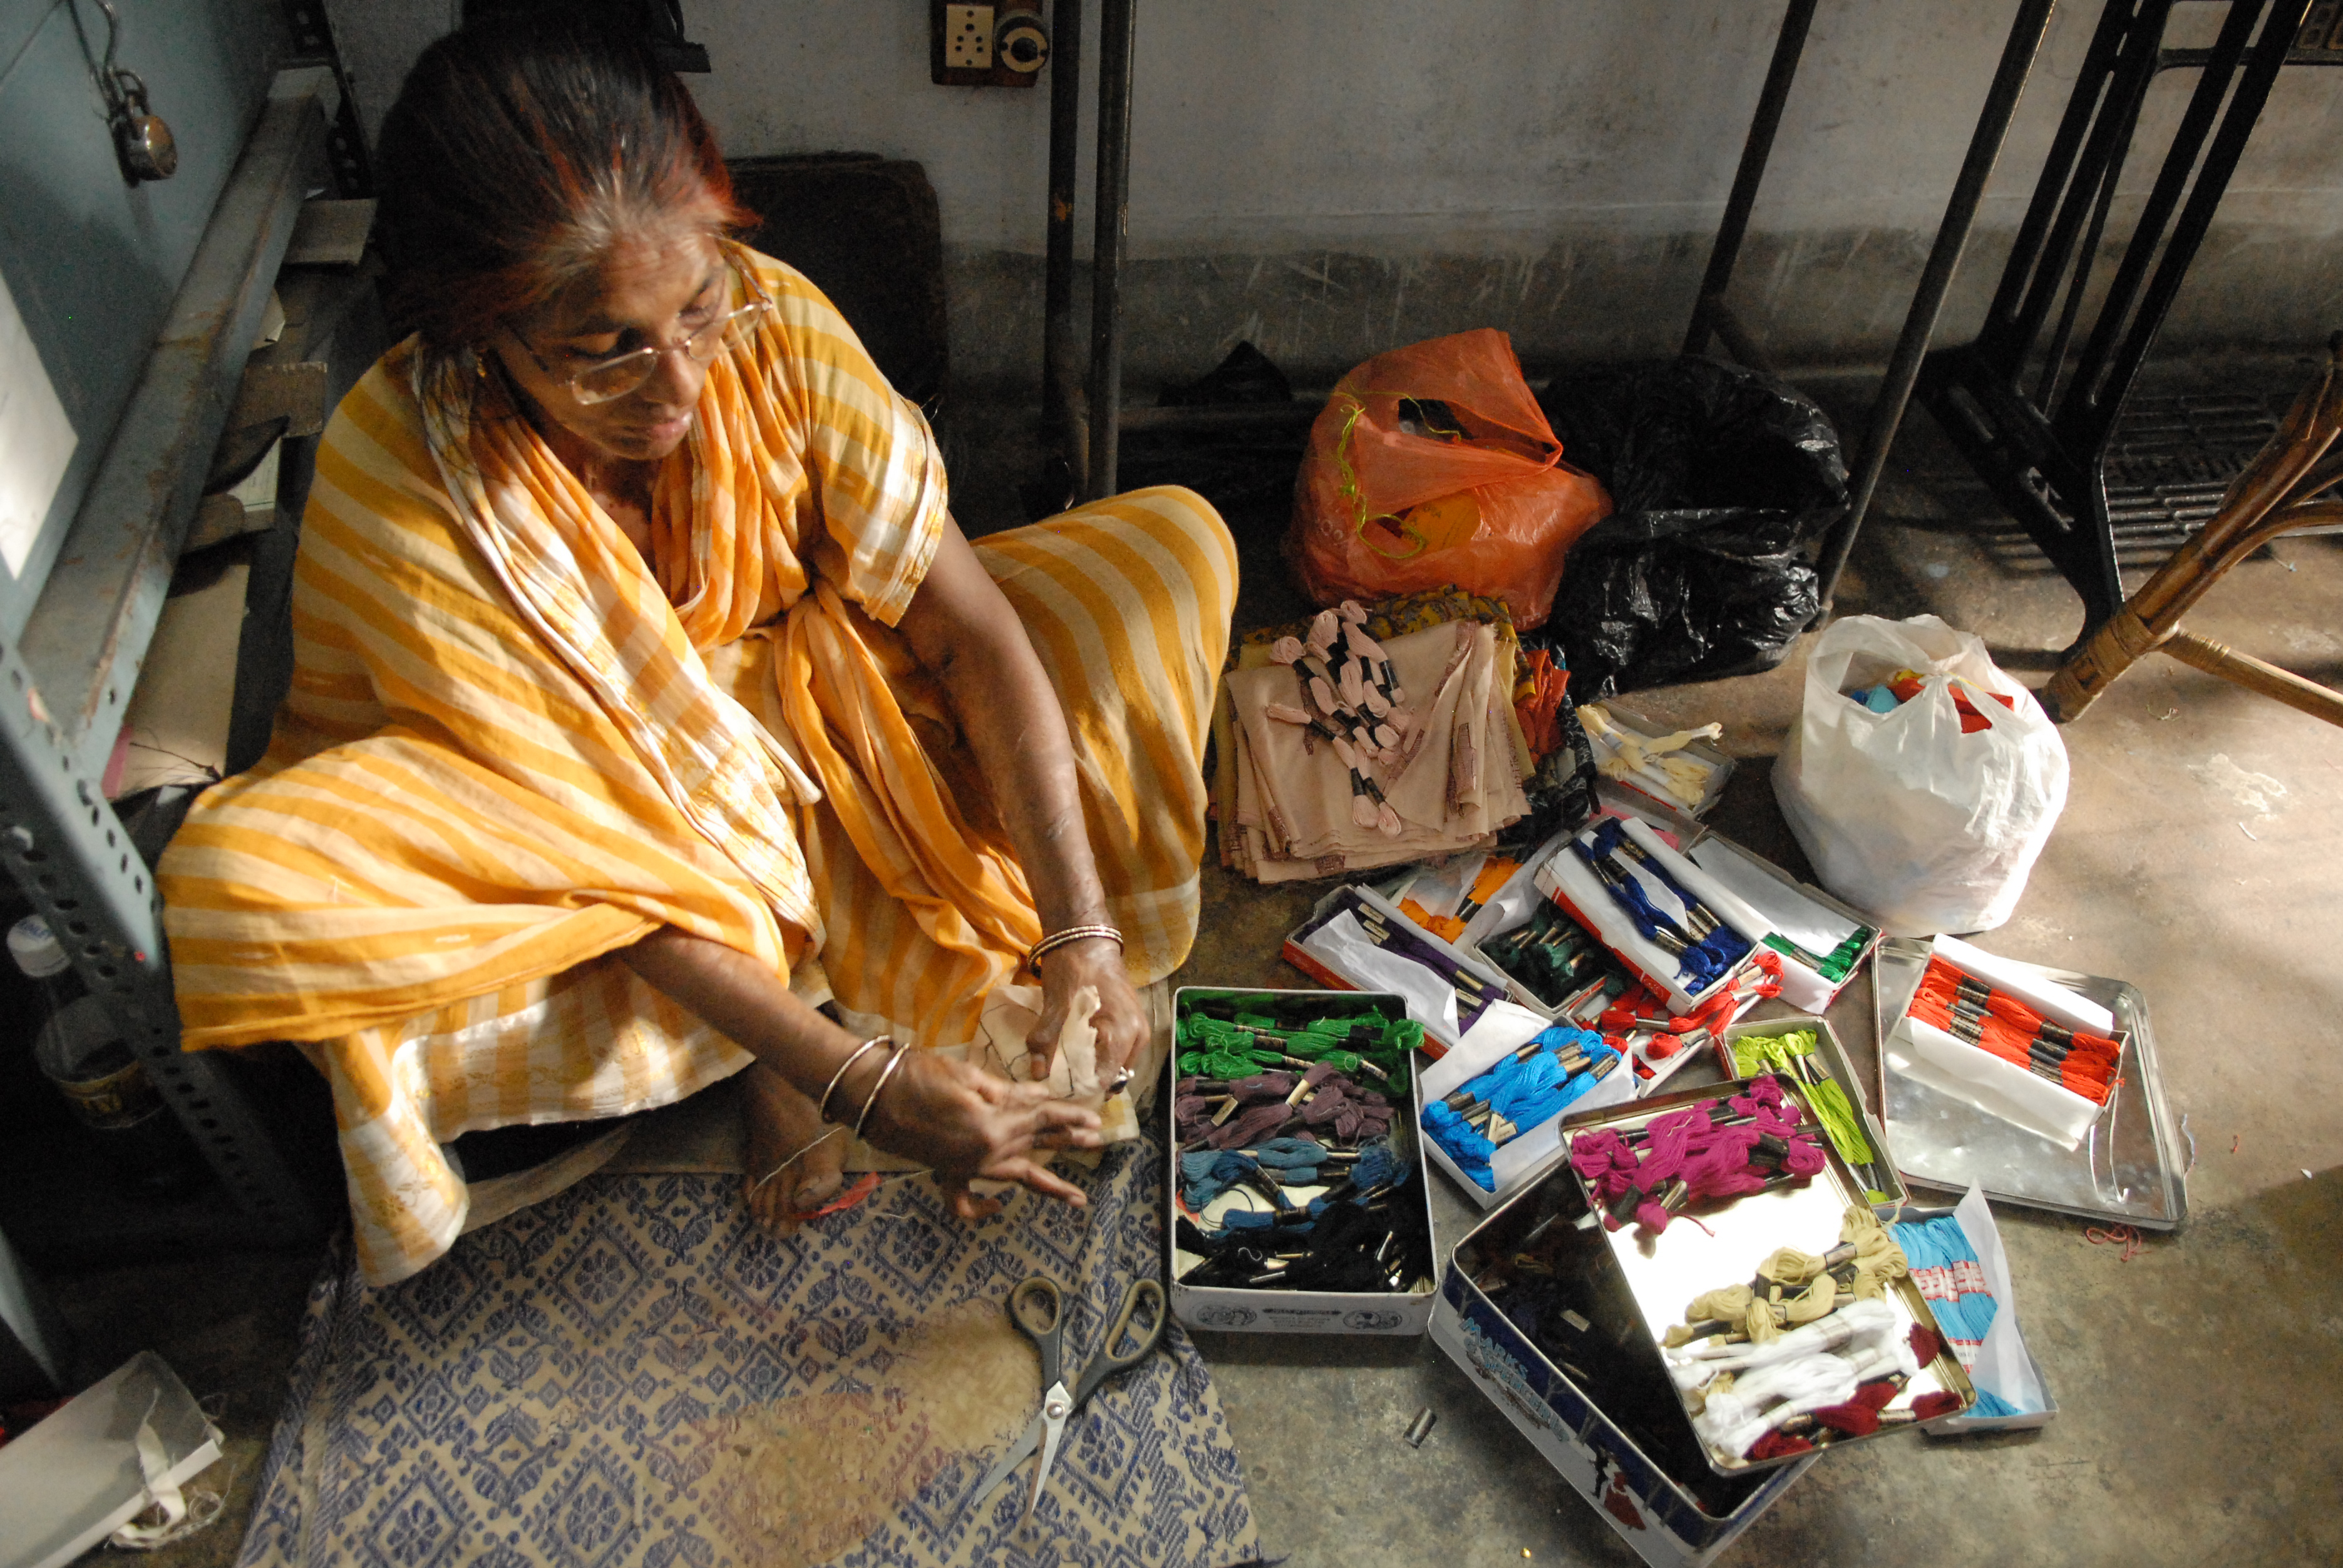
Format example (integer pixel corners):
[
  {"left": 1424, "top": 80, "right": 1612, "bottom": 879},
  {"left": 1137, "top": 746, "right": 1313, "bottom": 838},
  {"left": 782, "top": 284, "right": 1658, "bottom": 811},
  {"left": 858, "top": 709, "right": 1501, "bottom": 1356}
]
[
  {"left": 1553, "top": 1077, "right": 1973, "bottom": 1475},
  {"left": 1717, "top": 1013, "right": 1910, "bottom": 1209},
  {"left": 1872, "top": 939, "right": 2188, "bottom": 1230}
]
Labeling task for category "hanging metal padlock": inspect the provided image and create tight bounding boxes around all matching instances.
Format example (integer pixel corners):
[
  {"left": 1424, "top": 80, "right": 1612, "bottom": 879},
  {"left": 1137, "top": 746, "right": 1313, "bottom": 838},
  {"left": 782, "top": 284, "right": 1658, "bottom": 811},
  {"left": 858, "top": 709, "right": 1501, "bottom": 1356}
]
[{"left": 110, "top": 69, "right": 176, "bottom": 183}]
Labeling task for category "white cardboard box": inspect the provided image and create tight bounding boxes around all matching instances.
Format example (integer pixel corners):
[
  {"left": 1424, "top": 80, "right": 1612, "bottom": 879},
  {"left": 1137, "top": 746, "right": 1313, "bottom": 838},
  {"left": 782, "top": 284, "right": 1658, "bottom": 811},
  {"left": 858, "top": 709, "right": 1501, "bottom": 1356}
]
[
  {"left": 1575, "top": 781, "right": 1883, "bottom": 1017},
  {"left": 1679, "top": 829, "right": 1880, "bottom": 1015},
  {"left": 1883, "top": 934, "right": 2118, "bottom": 1152},
  {"left": 1167, "top": 988, "right": 1437, "bottom": 1336},
  {"left": 1535, "top": 814, "right": 1768, "bottom": 1017},
  {"left": 1282, "top": 884, "right": 1517, "bottom": 1054},
  {"left": 1413, "top": 1007, "right": 1635, "bottom": 1212}
]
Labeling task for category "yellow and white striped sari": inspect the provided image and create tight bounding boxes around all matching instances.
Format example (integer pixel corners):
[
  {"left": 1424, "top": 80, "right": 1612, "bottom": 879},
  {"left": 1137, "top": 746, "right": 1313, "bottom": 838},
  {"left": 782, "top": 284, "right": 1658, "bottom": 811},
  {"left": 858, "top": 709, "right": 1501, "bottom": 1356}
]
[{"left": 157, "top": 252, "right": 1235, "bottom": 1284}]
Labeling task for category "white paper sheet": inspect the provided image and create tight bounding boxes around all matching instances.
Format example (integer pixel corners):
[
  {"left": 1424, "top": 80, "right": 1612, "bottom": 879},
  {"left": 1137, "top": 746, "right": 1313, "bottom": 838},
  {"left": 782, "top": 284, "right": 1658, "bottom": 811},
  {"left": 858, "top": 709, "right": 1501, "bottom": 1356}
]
[
  {"left": 1687, "top": 836, "right": 1863, "bottom": 958},
  {"left": 1932, "top": 934, "right": 2115, "bottom": 1034},
  {"left": 1953, "top": 1185, "right": 2049, "bottom": 1416},
  {"left": 0, "top": 268, "right": 78, "bottom": 579},
  {"left": 1301, "top": 911, "right": 1462, "bottom": 1037},
  {"left": 1888, "top": 1016, "right": 2101, "bottom": 1150}
]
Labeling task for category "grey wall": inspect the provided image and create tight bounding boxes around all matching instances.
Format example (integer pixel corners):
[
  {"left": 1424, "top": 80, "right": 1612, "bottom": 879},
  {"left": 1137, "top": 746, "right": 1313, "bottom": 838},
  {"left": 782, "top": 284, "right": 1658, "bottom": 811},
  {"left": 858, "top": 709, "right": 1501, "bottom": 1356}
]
[{"left": 329, "top": 1, "right": 2343, "bottom": 396}]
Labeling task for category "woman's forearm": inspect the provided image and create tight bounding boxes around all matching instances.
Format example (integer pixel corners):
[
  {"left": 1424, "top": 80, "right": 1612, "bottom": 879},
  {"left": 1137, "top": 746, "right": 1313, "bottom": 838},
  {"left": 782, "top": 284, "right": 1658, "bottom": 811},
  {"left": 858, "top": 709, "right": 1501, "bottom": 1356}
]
[
  {"left": 621, "top": 923, "right": 1106, "bottom": 1211},
  {"left": 898, "top": 522, "right": 1110, "bottom": 935},
  {"left": 620, "top": 927, "right": 883, "bottom": 1107},
  {"left": 894, "top": 518, "right": 1146, "bottom": 1073},
  {"left": 934, "top": 632, "right": 1105, "bottom": 931}
]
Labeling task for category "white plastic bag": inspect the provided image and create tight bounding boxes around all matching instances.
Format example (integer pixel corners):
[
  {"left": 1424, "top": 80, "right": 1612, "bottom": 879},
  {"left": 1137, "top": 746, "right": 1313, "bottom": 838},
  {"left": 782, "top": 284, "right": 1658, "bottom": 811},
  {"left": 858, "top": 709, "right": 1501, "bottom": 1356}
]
[{"left": 1772, "top": 614, "right": 2068, "bottom": 936}]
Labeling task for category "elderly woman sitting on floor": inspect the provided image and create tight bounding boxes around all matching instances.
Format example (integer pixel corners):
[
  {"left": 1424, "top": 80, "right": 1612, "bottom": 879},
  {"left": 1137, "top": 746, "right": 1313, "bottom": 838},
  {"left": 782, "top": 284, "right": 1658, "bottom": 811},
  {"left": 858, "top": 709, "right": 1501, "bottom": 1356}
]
[{"left": 157, "top": 19, "right": 1234, "bottom": 1285}]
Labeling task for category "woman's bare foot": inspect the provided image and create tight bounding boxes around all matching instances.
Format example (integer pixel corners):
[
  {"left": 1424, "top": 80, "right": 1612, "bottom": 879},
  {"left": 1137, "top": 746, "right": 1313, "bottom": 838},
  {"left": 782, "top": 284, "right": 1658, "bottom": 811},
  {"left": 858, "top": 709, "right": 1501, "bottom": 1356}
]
[{"left": 740, "top": 1060, "right": 846, "bottom": 1237}]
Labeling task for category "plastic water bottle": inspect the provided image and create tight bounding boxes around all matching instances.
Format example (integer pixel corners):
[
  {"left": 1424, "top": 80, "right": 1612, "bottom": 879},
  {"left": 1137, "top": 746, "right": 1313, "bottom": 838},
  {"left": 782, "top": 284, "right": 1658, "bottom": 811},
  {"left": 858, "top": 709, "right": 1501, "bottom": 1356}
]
[{"left": 8, "top": 915, "right": 206, "bottom": 1197}]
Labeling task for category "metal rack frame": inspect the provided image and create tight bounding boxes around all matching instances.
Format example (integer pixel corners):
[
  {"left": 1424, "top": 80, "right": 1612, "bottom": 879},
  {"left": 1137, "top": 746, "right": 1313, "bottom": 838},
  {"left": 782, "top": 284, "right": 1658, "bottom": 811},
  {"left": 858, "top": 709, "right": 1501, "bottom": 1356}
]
[
  {"left": 0, "top": 75, "right": 344, "bottom": 1249},
  {"left": 1039, "top": 0, "right": 2062, "bottom": 535}
]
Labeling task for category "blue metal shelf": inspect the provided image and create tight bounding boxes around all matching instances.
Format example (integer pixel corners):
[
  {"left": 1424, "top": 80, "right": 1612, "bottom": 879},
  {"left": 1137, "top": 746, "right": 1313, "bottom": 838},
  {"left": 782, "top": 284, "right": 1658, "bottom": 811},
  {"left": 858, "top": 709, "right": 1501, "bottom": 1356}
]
[{"left": 0, "top": 70, "right": 349, "bottom": 1248}]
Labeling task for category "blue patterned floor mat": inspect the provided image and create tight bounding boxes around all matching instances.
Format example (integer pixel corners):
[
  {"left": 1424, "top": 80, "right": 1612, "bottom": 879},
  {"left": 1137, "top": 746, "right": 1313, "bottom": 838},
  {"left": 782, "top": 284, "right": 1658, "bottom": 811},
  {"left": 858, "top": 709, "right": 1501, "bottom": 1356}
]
[{"left": 235, "top": 1140, "right": 1262, "bottom": 1567}]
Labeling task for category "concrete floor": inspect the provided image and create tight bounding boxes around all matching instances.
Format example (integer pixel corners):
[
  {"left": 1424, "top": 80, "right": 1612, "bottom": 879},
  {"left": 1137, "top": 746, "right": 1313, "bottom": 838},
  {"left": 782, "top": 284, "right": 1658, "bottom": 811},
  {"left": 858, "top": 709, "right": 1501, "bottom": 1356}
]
[{"left": 32, "top": 359, "right": 2343, "bottom": 1566}]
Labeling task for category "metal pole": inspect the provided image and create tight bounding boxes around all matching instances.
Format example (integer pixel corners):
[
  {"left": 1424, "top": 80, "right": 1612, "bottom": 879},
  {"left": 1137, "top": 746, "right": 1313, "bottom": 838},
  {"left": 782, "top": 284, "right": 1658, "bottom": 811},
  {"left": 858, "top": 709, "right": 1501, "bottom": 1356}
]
[
  {"left": 1085, "top": 0, "right": 1137, "bottom": 501},
  {"left": 1813, "top": 0, "right": 2061, "bottom": 616},
  {"left": 1681, "top": 0, "right": 1819, "bottom": 359},
  {"left": 1041, "top": 0, "right": 1084, "bottom": 472}
]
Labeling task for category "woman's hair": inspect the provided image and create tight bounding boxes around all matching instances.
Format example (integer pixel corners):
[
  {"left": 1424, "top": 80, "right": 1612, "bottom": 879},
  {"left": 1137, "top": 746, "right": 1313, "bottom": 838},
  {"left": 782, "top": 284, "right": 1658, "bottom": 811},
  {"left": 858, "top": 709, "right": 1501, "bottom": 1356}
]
[{"left": 374, "top": 18, "right": 753, "bottom": 352}]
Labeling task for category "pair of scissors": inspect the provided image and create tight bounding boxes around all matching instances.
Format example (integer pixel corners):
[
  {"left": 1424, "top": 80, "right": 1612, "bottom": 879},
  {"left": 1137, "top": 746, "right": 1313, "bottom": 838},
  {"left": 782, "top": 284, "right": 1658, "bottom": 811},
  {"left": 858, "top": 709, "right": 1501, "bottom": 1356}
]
[{"left": 967, "top": 1273, "right": 1167, "bottom": 1520}]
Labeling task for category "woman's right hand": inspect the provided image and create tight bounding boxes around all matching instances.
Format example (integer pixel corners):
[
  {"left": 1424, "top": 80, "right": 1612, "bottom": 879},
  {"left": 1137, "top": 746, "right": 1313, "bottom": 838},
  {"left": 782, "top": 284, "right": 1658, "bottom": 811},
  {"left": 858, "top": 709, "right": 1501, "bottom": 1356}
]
[{"left": 860, "top": 1049, "right": 1105, "bottom": 1221}]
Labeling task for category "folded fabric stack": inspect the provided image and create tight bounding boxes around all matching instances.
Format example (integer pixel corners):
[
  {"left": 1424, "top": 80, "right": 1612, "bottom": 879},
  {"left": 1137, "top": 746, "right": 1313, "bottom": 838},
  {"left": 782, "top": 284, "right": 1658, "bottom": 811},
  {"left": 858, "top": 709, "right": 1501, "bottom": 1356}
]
[{"left": 1223, "top": 607, "right": 1529, "bottom": 881}]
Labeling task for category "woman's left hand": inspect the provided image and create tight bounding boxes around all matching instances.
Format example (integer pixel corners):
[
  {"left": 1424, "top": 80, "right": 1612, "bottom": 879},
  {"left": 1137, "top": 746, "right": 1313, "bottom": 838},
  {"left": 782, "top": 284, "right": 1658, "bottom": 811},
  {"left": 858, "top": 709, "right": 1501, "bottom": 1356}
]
[{"left": 1027, "top": 936, "right": 1149, "bottom": 1083}]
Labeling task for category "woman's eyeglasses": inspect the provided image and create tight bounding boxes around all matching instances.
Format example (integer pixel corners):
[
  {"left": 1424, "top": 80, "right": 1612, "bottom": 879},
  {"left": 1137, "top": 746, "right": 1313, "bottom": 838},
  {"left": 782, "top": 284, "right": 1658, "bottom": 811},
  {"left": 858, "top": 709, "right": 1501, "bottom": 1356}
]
[{"left": 524, "top": 295, "right": 772, "bottom": 406}]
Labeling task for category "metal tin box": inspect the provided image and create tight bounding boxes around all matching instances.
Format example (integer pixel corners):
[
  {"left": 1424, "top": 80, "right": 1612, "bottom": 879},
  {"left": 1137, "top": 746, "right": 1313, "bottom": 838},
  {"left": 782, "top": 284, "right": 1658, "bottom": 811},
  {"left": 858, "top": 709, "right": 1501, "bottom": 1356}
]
[
  {"left": 1433, "top": 1171, "right": 1813, "bottom": 1567},
  {"left": 1678, "top": 829, "right": 1882, "bottom": 1015},
  {"left": 1484, "top": 1078, "right": 1972, "bottom": 1477},
  {"left": 1875, "top": 936, "right": 2187, "bottom": 1229},
  {"left": 1588, "top": 703, "right": 1737, "bottom": 821},
  {"left": 1167, "top": 988, "right": 1436, "bottom": 1336},
  {"left": 1282, "top": 884, "right": 1514, "bottom": 1056}
]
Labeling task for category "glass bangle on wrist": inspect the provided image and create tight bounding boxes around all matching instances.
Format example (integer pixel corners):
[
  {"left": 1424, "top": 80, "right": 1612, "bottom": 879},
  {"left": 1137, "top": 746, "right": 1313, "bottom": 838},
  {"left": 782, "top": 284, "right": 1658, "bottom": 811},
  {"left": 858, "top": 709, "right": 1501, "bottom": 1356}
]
[{"left": 1027, "top": 923, "right": 1123, "bottom": 970}]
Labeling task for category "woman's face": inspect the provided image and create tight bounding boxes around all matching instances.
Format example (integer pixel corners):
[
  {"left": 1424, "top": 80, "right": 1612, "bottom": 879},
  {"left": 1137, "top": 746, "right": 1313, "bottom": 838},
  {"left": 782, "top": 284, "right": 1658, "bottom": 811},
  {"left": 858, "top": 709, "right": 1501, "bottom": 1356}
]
[{"left": 493, "top": 227, "right": 726, "bottom": 466}]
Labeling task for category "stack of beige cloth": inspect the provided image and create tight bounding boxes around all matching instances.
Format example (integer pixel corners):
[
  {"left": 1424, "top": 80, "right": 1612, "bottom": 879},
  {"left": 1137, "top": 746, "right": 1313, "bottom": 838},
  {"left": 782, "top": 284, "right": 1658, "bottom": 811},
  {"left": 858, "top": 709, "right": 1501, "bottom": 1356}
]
[{"left": 1222, "top": 617, "right": 1528, "bottom": 881}]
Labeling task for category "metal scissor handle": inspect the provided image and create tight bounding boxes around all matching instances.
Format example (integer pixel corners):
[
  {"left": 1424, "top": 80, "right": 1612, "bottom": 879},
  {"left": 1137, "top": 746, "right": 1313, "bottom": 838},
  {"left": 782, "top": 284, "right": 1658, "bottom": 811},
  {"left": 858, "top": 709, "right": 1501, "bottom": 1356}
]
[
  {"left": 1069, "top": 1278, "right": 1166, "bottom": 1410},
  {"left": 1007, "top": 1274, "right": 1066, "bottom": 1393}
]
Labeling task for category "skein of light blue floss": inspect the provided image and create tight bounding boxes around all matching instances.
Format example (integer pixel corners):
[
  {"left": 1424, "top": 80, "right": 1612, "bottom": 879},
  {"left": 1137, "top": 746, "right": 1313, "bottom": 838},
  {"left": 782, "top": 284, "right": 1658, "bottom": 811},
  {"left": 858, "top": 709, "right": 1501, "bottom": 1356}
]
[
  {"left": 1420, "top": 1102, "right": 1496, "bottom": 1189},
  {"left": 1894, "top": 1218, "right": 1998, "bottom": 1350}
]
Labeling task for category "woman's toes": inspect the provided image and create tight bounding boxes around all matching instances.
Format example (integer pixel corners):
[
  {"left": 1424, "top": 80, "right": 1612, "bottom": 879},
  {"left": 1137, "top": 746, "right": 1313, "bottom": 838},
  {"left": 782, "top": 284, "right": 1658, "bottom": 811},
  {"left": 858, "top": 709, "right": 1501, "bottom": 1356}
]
[{"left": 738, "top": 1062, "right": 845, "bottom": 1237}]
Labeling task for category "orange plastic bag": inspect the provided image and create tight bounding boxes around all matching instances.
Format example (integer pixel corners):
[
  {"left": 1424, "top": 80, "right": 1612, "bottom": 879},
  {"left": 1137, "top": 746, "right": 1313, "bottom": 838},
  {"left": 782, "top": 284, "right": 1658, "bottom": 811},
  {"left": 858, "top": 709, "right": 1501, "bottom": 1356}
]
[{"left": 1288, "top": 329, "right": 1610, "bottom": 630}]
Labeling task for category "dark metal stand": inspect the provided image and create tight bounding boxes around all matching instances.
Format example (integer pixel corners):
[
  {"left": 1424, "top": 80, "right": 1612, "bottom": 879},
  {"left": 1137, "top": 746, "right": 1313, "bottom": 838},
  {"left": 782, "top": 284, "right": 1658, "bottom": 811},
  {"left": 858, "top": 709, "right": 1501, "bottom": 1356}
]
[
  {"left": 1047, "top": 0, "right": 2324, "bottom": 597},
  {"left": 1680, "top": 0, "right": 1820, "bottom": 377},
  {"left": 1084, "top": 0, "right": 1138, "bottom": 500},
  {"left": 1910, "top": 0, "right": 2318, "bottom": 635},
  {"left": 1041, "top": 0, "right": 1084, "bottom": 479},
  {"left": 1684, "top": 0, "right": 2062, "bottom": 629},
  {"left": 1814, "top": 0, "right": 2062, "bottom": 615},
  {"left": 1039, "top": 0, "right": 1138, "bottom": 505}
]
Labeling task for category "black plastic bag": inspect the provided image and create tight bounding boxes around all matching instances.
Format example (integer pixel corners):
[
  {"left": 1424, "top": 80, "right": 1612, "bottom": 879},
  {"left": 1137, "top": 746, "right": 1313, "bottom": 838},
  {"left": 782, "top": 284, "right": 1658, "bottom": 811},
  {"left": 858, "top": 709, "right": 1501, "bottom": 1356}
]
[
  {"left": 1538, "top": 357, "right": 1846, "bottom": 697},
  {"left": 1106, "top": 342, "right": 1317, "bottom": 521}
]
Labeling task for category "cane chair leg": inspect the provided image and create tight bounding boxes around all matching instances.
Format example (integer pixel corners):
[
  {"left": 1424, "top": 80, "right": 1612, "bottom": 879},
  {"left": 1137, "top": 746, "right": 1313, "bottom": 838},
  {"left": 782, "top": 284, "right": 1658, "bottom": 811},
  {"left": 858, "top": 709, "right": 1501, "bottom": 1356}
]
[
  {"left": 2160, "top": 632, "right": 2343, "bottom": 727},
  {"left": 2043, "top": 336, "right": 2343, "bottom": 728}
]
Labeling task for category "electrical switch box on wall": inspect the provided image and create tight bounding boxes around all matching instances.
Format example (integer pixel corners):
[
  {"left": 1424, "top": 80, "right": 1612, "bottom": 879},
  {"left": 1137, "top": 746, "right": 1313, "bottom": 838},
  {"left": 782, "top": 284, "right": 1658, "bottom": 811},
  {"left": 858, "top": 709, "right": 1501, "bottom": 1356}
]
[{"left": 931, "top": 0, "right": 1049, "bottom": 88}]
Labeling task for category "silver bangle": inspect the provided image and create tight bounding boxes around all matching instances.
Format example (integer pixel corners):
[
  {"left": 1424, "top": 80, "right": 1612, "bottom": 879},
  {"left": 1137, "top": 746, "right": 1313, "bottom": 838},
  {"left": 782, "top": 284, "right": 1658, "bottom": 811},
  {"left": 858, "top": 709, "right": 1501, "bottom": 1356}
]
[
  {"left": 1028, "top": 923, "right": 1123, "bottom": 970},
  {"left": 853, "top": 1040, "right": 915, "bottom": 1140},
  {"left": 818, "top": 1037, "right": 889, "bottom": 1124}
]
